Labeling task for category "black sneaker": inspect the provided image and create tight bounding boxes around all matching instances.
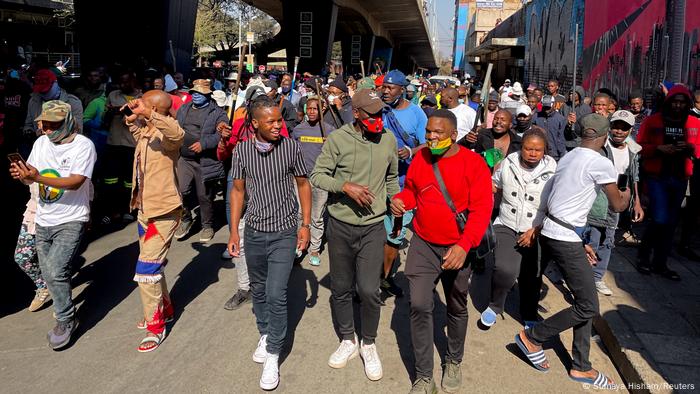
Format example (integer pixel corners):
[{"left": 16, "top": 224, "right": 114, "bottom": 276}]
[
  {"left": 174, "top": 220, "right": 193, "bottom": 240},
  {"left": 224, "top": 289, "right": 252, "bottom": 310},
  {"left": 636, "top": 261, "right": 653, "bottom": 275},
  {"left": 678, "top": 246, "right": 700, "bottom": 262},
  {"left": 381, "top": 277, "right": 404, "bottom": 298},
  {"left": 653, "top": 267, "right": 681, "bottom": 281},
  {"left": 47, "top": 319, "right": 78, "bottom": 350}
]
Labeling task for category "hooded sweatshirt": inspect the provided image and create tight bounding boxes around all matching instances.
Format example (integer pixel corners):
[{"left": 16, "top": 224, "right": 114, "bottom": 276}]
[
  {"left": 310, "top": 123, "right": 400, "bottom": 226},
  {"left": 637, "top": 85, "right": 700, "bottom": 180},
  {"left": 561, "top": 85, "right": 592, "bottom": 150}
]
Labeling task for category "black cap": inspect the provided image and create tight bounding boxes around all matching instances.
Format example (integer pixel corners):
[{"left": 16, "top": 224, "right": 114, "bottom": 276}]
[
  {"left": 421, "top": 95, "right": 438, "bottom": 106},
  {"left": 328, "top": 77, "right": 348, "bottom": 93}
]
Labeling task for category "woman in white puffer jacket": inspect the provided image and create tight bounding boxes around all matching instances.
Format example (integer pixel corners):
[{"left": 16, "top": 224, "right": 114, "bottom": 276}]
[{"left": 480, "top": 129, "right": 557, "bottom": 328}]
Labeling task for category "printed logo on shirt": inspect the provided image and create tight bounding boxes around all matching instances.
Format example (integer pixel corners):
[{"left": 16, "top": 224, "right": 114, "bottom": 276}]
[
  {"left": 39, "top": 169, "right": 64, "bottom": 203},
  {"left": 299, "top": 136, "right": 324, "bottom": 144},
  {"left": 58, "top": 157, "right": 71, "bottom": 172},
  {"left": 664, "top": 126, "right": 684, "bottom": 143},
  {"left": 5, "top": 94, "right": 22, "bottom": 108}
]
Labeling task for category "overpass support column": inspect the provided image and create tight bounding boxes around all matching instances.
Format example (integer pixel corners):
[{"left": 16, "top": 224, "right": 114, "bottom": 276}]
[{"left": 281, "top": 1, "right": 337, "bottom": 74}]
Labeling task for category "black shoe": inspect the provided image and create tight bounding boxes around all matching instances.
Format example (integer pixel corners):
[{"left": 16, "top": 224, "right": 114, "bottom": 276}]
[
  {"left": 223, "top": 289, "right": 252, "bottom": 310},
  {"left": 636, "top": 262, "right": 652, "bottom": 275},
  {"left": 678, "top": 246, "right": 700, "bottom": 262},
  {"left": 652, "top": 267, "right": 681, "bottom": 281},
  {"left": 380, "top": 277, "right": 404, "bottom": 298}
]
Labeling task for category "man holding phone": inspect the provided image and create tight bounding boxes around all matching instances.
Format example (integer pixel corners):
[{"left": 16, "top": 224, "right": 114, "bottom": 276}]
[
  {"left": 583, "top": 110, "right": 644, "bottom": 296},
  {"left": 636, "top": 85, "right": 700, "bottom": 280},
  {"left": 10, "top": 100, "right": 96, "bottom": 350},
  {"left": 390, "top": 110, "right": 492, "bottom": 393}
]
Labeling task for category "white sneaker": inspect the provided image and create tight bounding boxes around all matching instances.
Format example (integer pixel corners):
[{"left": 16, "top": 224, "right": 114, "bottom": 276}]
[
  {"left": 328, "top": 336, "right": 359, "bottom": 368},
  {"left": 253, "top": 335, "right": 268, "bottom": 363},
  {"left": 595, "top": 281, "right": 613, "bottom": 296},
  {"left": 359, "top": 340, "right": 383, "bottom": 381},
  {"left": 259, "top": 352, "right": 279, "bottom": 390}
]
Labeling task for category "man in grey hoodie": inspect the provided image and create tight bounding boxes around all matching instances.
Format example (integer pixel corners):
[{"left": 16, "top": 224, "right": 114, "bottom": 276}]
[
  {"left": 310, "top": 89, "right": 399, "bottom": 382},
  {"left": 561, "top": 85, "right": 592, "bottom": 151}
]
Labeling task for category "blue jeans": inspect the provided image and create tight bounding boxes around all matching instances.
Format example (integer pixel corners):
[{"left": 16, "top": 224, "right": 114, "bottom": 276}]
[
  {"left": 584, "top": 225, "right": 616, "bottom": 282},
  {"left": 35, "top": 221, "right": 85, "bottom": 322},
  {"left": 640, "top": 177, "right": 687, "bottom": 267},
  {"left": 244, "top": 225, "right": 296, "bottom": 355}
]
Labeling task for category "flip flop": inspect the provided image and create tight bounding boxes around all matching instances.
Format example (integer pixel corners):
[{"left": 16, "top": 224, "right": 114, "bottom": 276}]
[
  {"left": 569, "top": 371, "right": 615, "bottom": 389},
  {"left": 137, "top": 328, "right": 167, "bottom": 353},
  {"left": 136, "top": 316, "right": 173, "bottom": 330},
  {"left": 514, "top": 333, "right": 549, "bottom": 372}
]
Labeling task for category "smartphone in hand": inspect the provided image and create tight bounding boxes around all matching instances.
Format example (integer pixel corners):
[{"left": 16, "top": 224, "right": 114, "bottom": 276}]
[
  {"left": 120, "top": 105, "right": 134, "bottom": 116},
  {"left": 617, "top": 174, "right": 628, "bottom": 192},
  {"left": 7, "top": 152, "right": 25, "bottom": 166}
]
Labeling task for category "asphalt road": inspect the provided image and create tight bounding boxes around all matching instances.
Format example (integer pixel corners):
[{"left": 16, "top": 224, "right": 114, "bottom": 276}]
[{"left": 0, "top": 220, "right": 624, "bottom": 393}]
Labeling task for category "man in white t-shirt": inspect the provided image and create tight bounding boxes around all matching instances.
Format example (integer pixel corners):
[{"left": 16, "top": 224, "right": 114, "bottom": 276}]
[
  {"left": 10, "top": 100, "right": 96, "bottom": 350},
  {"left": 512, "top": 114, "right": 630, "bottom": 389},
  {"left": 440, "top": 87, "right": 476, "bottom": 141}
]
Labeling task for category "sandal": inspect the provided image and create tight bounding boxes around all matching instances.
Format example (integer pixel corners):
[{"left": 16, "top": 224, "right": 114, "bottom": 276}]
[
  {"left": 569, "top": 370, "right": 615, "bottom": 389},
  {"left": 514, "top": 333, "right": 549, "bottom": 372},
  {"left": 137, "top": 328, "right": 167, "bottom": 353},
  {"left": 136, "top": 316, "right": 174, "bottom": 329},
  {"left": 617, "top": 231, "right": 641, "bottom": 246}
]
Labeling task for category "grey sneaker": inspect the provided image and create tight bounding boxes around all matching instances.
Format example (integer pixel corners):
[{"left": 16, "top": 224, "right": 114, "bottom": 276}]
[
  {"left": 409, "top": 377, "right": 437, "bottom": 394},
  {"left": 199, "top": 227, "right": 215, "bottom": 242},
  {"left": 441, "top": 361, "right": 462, "bottom": 393},
  {"left": 47, "top": 319, "right": 78, "bottom": 350},
  {"left": 595, "top": 281, "right": 613, "bottom": 296},
  {"left": 223, "top": 289, "right": 252, "bottom": 310},
  {"left": 174, "top": 220, "right": 193, "bottom": 239}
]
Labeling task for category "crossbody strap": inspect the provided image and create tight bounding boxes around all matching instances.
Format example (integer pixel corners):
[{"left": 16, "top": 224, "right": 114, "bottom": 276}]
[{"left": 431, "top": 160, "right": 458, "bottom": 215}]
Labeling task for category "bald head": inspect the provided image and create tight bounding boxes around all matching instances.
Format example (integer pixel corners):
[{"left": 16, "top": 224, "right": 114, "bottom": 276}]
[
  {"left": 492, "top": 109, "right": 512, "bottom": 134},
  {"left": 439, "top": 87, "right": 459, "bottom": 109},
  {"left": 143, "top": 90, "right": 172, "bottom": 116}
]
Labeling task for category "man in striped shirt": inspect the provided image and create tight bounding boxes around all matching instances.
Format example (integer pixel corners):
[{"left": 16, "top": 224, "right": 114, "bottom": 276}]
[{"left": 227, "top": 97, "right": 312, "bottom": 391}]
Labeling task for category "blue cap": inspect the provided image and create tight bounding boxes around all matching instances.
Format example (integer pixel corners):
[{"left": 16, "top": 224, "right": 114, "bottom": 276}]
[{"left": 383, "top": 70, "right": 408, "bottom": 87}]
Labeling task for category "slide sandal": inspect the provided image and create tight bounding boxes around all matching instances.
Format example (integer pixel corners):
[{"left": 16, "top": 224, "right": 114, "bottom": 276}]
[
  {"left": 137, "top": 328, "right": 167, "bottom": 353},
  {"left": 569, "top": 371, "right": 615, "bottom": 389},
  {"left": 514, "top": 333, "right": 549, "bottom": 372}
]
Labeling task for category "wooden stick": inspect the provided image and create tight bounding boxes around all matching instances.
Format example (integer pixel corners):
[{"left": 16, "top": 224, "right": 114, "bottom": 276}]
[{"left": 360, "top": 60, "right": 365, "bottom": 77}]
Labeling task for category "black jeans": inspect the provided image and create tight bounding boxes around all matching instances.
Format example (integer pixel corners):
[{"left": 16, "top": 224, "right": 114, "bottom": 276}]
[
  {"left": 486, "top": 225, "right": 539, "bottom": 316},
  {"left": 102, "top": 145, "right": 135, "bottom": 215},
  {"left": 178, "top": 158, "right": 217, "bottom": 229},
  {"left": 327, "top": 217, "right": 385, "bottom": 343},
  {"left": 405, "top": 235, "right": 472, "bottom": 379},
  {"left": 526, "top": 236, "right": 598, "bottom": 372},
  {"left": 244, "top": 225, "right": 296, "bottom": 355}
]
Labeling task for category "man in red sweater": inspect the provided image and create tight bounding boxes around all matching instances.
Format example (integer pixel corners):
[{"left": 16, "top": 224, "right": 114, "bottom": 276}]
[
  {"left": 391, "top": 109, "right": 493, "bottom": 393},
  {"left": 636, "top": 85, "right": 700, "bottom": 279}
]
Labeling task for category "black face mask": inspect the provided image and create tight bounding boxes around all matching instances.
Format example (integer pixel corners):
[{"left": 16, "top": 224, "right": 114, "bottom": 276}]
[{"left": 516, "top": 118, "right": 531, "bottom": 130}]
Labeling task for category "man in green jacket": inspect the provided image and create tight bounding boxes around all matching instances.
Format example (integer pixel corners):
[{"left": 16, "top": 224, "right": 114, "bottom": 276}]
[{"left": 310, "top": 89, "right": 399, "bottom": 382}]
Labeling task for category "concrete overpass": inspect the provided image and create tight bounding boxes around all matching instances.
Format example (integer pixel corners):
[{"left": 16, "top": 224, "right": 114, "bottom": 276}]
[
  {"left": 73, "top": 0, "right": 437, "bottom": 77},
  {"left": 249, "top": 0, "right": 438, "bottom": 74}
]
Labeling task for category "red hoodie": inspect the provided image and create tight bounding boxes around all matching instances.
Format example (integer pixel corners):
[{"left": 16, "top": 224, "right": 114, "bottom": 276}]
[
  {"left": 393, "top": 146, "right": 493, "bottom": 251},
  {"left": 637, "top": 85, "right": 700, "bottom": 179}
]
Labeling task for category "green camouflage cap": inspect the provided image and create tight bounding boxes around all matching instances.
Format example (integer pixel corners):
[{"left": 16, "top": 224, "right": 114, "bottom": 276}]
[
  {"left": 34, "top": 100, "right": 71, "bottom": 122},
  {"left": 579, "top": 113, "right": 610, "bottom": 138},
  {"left": 356, "top": 77, "right": 375, "bottom": 91}
]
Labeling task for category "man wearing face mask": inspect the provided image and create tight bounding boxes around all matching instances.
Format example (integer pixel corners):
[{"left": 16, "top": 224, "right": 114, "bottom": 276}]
[
  {"left": 11, "top": 100, "right": 96, "bottom": 350},
  {"left": 380, "top": 70, "right": 428, "bottom": 297},
  {"left": 534, "top": 95, "right": 567, "bottom": 161},
  {"left": 175, "top": 79, "right": 229, "bottom": 242},
  {"left": 279, "top": 73, "right": 301, "bottom": 107},
  {"left": 390, "top": 110, "right": 493, "bottom": 393},
  {"left": 310, "top": 89, "right": 399, "bottom": 382},
  {"left": 512, "top": 105, "right": 545, "bottom": 138},
  {"left": 24, "top": 69, "right": 83, "bottom": 136},
  {"left": 324, "top": 77, "right": 354, "bottom": 129},
  {"left": 123, "top": 90, "right": 185, "bottom": 352}
]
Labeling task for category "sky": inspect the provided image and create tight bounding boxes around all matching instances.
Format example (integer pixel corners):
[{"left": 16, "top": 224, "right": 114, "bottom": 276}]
[{"left": 435, "top": 0, "right": 456, "bottom": 60}]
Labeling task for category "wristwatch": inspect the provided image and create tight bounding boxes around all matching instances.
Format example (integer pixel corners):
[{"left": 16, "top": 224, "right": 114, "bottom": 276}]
[{"left": 301, "top": 223, "right": 311, "bottom": 229}]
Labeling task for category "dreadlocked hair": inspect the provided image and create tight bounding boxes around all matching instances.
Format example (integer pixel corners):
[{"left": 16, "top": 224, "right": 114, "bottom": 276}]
[{"left": 236, "top": 95, "right": 278, "bottom": 140}]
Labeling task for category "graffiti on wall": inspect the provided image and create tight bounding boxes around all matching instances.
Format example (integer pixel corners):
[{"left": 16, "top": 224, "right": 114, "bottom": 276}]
[
  {"left": 524, "top": 0, "right": 585, "bottom": 93},
  {"left": 582, "top": 0, "right": 700, "bottom": 99}
]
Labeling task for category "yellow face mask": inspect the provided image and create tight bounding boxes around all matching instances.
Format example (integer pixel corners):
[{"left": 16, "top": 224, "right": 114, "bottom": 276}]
[{"left": 428, "top": 137, "right": 452, "bottom": 155}]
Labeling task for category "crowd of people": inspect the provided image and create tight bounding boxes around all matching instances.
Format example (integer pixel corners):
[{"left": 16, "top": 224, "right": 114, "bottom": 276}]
[{"left": 2, "top": 60, "right": 699, "bottom": 392}]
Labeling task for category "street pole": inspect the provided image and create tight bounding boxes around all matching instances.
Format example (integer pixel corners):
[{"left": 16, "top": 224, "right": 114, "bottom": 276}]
[
  {"left": 238, "top": 9, "right": 242, "bottom": 68},
  {"left": 572, "top": 23, "right": 578, "bottom": 112}
]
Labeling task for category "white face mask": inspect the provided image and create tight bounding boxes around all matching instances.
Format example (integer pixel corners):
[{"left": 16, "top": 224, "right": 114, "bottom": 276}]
[{"left": 327, "top": 94, "right": 337, "bottom": 103}]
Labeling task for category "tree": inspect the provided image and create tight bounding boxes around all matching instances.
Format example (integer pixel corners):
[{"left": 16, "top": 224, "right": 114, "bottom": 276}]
[{"left": 194, "top": 0, "right": 278, "bottom": 59}]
